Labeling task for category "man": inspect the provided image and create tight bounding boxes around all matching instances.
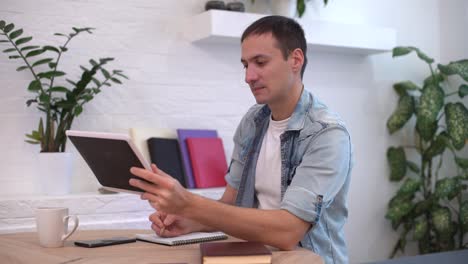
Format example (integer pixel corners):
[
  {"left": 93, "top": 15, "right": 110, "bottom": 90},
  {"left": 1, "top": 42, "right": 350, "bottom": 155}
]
[{"left": 130, "top": 16, "right": 352, "bottom": 264}]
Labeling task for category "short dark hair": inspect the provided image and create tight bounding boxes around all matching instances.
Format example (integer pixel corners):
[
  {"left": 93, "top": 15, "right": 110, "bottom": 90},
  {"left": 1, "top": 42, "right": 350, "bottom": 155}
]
[{"left": 241, "top": 16, "right": 308, "bottom": 79}]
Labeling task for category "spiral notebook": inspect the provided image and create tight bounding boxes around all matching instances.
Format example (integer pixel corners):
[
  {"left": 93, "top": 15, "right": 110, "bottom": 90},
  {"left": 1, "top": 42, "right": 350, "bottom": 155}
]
[{"left": 136, "top": 232, "right": 227, "bottom": 246}]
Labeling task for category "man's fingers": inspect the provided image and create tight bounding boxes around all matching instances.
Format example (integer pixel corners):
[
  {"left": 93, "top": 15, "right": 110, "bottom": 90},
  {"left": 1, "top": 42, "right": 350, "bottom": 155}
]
[
  {"left": 151, "top": 163, "right": 173, "bottom": 179},
  {"left": 149, "top": 212, "right": 165, "bottom": 228},
  {"left": 129, "top": 177, "right": 159, "bottom": 194},
  {"left": 159, "top": 211, "right": 168, "bottom": 221},
  {"left": 163, "top": 214, "right": 177, "bottom": 226},
  {"left": 151, "top": 164, "right": 160, "bottom": 174},
  {"left": 130, "top": 167, "right": 172, "bottom": 189}
]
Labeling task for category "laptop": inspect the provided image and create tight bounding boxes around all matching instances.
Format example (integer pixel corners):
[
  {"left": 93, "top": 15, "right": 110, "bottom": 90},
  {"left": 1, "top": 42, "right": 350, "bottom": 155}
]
[{"left": 66, "top": 130, "right": 151, "bottom": 194}]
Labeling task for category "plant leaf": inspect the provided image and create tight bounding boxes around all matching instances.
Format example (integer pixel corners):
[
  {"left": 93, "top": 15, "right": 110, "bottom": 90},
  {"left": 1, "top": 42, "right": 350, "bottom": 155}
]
[
  {"left": 38, "top": 92, "right": 50, "bottom": 104},
  {"left": 110, "top": 77, "right": 121, "bottom": 84},
  {"left": 387, "top": 147, "right": 407, "bottom": 181},
  {"left": 114, "top": 71, "right": 129, "bottom": 79},
  {"left": 32, "top": 58, "right": 54, "bottom": 67},
  {"left": 392, "top": 47, "right": 412, "bottom": 57},
  {"left": 297, "top": 0, "right": 306, "bottom": 17},
  {"left": 3, "top": 23, "right": 14, "bottom": 33},
  {"left": 101, "top": 68, "right": 110, "bottom": 79},
  {"left": 424, "top": 73, "right": 444, "bottom": 87},
  {"left": 413, "top": 198, "right": 434, "bottom": 217},
  {"left": 20, "top": 45, "right": 40, "bottom": 52},
  {"left": 28, "top": 80, "right": 41, "bottom": 92},
  {"left": 49, "top": 86, "right": 69, "bottom": 93},
  {"left": 392, "top": 46, "right": 434, "bottom": 64},
  {"left": 54, "top": 33, "right": 69, "bottom": 38},
  {"left": 438, "top": 60, "right": 468, "bottom": 82},
  {"left": 25, "top": 49, "right": 45, "bottom": 57},
  {"left": 9, "top": 55, "right": 20, "bottom": 59},
  {"left": 91, "top": 77, "right": 101, "bottom": 86},
  {"left": 42, "top": 45, "right": 60, "bottom": 53},
  {"left": 460, "top": 201, "right": 468, "bottom": 232},
  {"left": 397, "top": 178, "right": 421, "bottom": 197},
  {"left": 432, "top": 207, "right": 451, "bottom": 234},
  {"left": 73, "top": 105, "right": 83, "bottom": 116},
  {"left": 459, "top": 84, "right": 468, "bottom": 98},
  {"left": 407, "top": 161, "right": 420, "bottom": 173},
  {"left": 423, "top": 132, "right": 449, "bottom": 160},
  {"left": 26, "top": 99, "right": 37, "bottom": 106},
  {"left": 416, "top": 84, "right": 444, "bottom": 141},
  {"left": 0, "top": 20, "right": 5, "bottom": 29},
  {"left": 435, "top": 177, "right": 461, "bottom": 200},
  {"left": 413, "top": 218, "right": 428, "bottom": 240},
  {"left": 9, "top": 28, "right": 23, "bottom": 39},
  {"left": 454, "top": 157, "right": 468, "bottom": 169},
  {"left": 37, "top": 71, "right": 66, "bottom": 79},
  {"left": 16, "top": 66, "right": 28, "bottom": 72},
  {"left": 445, "top": 102, "right": 468, "bottom": 150},
  {"left": 3, "top": 48, "right": 16, "bottom": 53},
  {"left": 15, "top": 36, "right": 32, "bottom": 46},
  {"left": 387, "top": 94, "right": 414, "bottom": 134},
  {"left": 393, "top": 81, "right": 420, "bottom": 96},
  {"left": 386, "top": 199, "right": 413, "bottom": 224}
]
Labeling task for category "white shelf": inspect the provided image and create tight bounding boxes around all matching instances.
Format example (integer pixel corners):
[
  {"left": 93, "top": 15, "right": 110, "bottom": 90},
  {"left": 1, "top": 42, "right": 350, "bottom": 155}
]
[{"left": 185, "top": 10, "right": 397, "bottom": 55}]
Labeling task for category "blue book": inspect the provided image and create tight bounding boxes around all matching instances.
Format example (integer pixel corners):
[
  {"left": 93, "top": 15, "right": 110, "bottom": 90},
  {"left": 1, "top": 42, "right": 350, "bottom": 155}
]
[{"left": 177, "top": 129, "right": 218, "bottom": 188}]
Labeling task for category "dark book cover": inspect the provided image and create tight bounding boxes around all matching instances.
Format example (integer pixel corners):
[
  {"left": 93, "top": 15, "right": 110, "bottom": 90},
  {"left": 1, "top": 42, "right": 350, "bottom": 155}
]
[
  {"left": 147, "top": 137, "right": 186, "bottom": 187},
  {"left": 177, "top": 129, "right": 218, "bottom": 188},
  {"left": 186, "top": 137, "right": 227, "bottom": 188},
  {"left": 200, "top": 241, "right": 272, "bottom": 264}
]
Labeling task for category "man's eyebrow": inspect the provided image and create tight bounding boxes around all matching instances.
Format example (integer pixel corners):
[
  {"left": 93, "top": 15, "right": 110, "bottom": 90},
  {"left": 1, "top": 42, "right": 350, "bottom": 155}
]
[{"left": 240, "top": 54, "right": 269, "bottom": 64}]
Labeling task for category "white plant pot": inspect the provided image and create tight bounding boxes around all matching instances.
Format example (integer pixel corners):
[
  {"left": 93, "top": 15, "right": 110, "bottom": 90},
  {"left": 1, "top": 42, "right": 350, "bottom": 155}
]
[
  {"left": 38, "top": 152, "right": 74, "bottom": 195},
  {"left": 270, "top": 0, "right": 297, "bottom": 17}
]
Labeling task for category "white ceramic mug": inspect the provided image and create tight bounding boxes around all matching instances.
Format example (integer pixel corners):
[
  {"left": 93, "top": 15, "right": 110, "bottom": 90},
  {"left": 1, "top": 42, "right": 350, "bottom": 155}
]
[{"left": 35, "top": 207, "right": 79, "bottom": 247}]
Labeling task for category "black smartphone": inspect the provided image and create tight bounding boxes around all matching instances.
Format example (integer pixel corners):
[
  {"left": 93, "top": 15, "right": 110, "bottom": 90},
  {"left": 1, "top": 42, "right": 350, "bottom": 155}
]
[{"left": 74, "top": 237, "right": 137, "bottom": 248}]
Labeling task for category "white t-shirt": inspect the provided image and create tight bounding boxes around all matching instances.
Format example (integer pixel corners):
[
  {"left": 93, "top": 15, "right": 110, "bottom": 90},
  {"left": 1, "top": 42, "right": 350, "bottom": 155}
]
[{"left": 255, "top": 115, "right": 289, "bottom": 210}]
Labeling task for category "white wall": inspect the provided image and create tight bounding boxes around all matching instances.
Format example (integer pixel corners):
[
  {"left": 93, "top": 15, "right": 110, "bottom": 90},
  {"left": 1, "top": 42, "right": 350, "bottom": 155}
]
[{"left": 0, "top": 0, "right": 464, "bottom": 263}]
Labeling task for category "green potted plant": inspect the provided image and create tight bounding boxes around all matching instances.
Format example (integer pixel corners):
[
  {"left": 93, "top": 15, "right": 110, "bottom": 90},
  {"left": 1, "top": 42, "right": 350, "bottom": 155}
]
[
  {"left": 0, "top": 19, "right": 128, "bottom": 194},
  {"left": 385, "top": 46, "right": 468, "bottom": 257}
]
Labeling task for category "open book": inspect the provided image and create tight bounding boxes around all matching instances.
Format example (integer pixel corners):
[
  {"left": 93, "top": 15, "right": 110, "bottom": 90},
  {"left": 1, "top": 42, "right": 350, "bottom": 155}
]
[{"left": 136, "top": 232, "right": 227, "bottom": 246}]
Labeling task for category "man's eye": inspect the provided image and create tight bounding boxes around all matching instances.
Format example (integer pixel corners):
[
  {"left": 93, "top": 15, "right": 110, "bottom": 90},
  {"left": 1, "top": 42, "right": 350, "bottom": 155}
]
[
  {"left": 242, "top": 64, "right": 247, "bottom": 69},
  {"left": 256, "top": 61, "right": 266, "bottom": 66}
]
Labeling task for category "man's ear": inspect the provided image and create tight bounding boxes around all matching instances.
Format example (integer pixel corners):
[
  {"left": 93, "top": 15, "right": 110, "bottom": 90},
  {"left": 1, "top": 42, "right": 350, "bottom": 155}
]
[{"left": 289, "top": 48, "right": 304, "bottom": 74}]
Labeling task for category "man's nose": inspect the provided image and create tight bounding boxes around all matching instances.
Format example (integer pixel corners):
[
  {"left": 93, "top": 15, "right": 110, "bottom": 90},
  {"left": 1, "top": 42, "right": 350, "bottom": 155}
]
[{"left": 245, "top": 67, "right": 258, "bottom": 84}]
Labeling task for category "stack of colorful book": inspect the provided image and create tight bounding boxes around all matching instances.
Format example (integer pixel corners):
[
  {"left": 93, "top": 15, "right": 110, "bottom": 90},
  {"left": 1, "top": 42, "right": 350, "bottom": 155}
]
[{"left": 133, "top": 128, "right": 227, "bottom": 189}]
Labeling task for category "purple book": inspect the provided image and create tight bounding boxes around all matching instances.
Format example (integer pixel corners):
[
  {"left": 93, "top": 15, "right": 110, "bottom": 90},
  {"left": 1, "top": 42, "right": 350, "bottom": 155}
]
[{"left": 177, "top": 129, "right": 218, "bottom": 188}]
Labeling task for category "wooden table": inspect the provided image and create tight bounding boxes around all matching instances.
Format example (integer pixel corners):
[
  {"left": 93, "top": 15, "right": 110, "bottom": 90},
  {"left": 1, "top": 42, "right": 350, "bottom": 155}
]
[{"left": 0, "top": 230, "right": 323, "bottom": 264}]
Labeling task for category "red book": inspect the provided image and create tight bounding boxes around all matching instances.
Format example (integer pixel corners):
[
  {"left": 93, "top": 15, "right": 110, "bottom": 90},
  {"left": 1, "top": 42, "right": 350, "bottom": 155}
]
[{"left": 186, "top": 137, "right": 227, "bottom": 188}]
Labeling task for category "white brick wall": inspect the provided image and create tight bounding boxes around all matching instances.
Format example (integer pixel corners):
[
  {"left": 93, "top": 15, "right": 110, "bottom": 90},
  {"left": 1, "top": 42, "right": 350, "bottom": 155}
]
[
  {"left": 1, "top": 0, "right": 465, "bottom": 262},
  {"left": 0, "top": 187, "right": 225, "bottom": 234}
]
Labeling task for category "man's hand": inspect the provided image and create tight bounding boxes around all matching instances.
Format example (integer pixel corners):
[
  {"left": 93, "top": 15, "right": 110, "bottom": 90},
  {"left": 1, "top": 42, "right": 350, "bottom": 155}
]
[
  {"left": 129, "top": 164, "right": 193, "bottom": 215},
  {"left": 149, "top": 211, "right": 205, "bottom": 237}
]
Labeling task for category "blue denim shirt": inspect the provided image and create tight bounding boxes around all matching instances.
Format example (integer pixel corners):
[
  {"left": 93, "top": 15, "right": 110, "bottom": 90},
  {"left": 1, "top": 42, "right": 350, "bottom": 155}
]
[{"left": 225, "top": 89, "right": 353, "bottom": 264}]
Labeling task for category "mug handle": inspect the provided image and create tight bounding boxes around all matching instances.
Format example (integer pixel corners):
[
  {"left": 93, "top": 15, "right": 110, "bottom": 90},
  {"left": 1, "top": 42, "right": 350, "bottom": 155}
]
[{"left": 62, "top": 215, "right": 79, "bottom": 241}]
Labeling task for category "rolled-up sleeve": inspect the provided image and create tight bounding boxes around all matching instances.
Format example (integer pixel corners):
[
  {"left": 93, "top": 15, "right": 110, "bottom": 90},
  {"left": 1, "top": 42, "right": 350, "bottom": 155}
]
[
  {"left": 281, "top": 126, "right": 351, "bottom": 224},
  {"left": 225, "top": 121, "right": 246, "bottom": 190}
]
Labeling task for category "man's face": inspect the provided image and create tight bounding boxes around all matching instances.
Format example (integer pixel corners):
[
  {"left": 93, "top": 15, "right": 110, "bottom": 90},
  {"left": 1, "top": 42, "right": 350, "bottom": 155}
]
[{"left": 241, "top": 33, "right": 295, "bottom": 106}]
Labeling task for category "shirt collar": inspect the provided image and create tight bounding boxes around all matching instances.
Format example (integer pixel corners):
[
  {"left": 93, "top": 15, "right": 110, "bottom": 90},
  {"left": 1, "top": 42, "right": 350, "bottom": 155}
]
[{"left": 253, "top": 88, "right": 313, "bottom": 131}]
